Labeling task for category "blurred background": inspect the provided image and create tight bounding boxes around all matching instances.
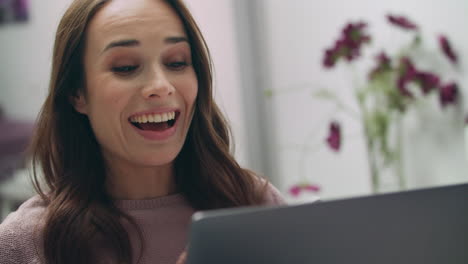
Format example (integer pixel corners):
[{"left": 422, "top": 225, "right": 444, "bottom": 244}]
[{"left": 1, "top": 0, "right": 468, "bottom": 221}]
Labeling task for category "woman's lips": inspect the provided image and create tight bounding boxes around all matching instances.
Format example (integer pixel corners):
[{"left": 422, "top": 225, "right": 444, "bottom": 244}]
[{"left": 129, "top": 110, "right": 181, "bottom": 141}]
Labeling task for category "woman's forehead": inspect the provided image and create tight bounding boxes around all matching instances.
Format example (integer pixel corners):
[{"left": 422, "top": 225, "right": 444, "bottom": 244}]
[{"left": 87, "top": 0, "right": 187, "bottom": 48}]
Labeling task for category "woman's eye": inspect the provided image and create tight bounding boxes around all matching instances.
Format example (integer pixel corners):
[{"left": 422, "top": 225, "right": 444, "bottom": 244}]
[
  {"left": 111, "top": 65, "right": 139, "bottom": 75},
  {"left": 167, "top": 61, "right": 189, "bottom": 71}
]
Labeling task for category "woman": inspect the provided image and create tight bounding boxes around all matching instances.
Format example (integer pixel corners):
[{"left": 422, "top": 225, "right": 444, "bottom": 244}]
[{"left": 0, "top": 0, "right": 285, "bottom": 263}]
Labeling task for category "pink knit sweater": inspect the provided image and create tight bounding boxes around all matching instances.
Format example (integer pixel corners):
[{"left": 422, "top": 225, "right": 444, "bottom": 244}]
[{"left": 0, "top": 183, "right": 285, "bottom": 264}]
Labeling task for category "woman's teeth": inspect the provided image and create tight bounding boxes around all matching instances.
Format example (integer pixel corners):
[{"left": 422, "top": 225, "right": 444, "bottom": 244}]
[{"left": 130, "top": 111, "right": 176, "bottom": 124}]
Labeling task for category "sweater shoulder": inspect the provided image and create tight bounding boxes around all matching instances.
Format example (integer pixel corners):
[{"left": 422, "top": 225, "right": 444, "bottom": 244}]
[
  {"left": 257, "top": 178, "right": 286, "bottom": 206},
  {"left": 0, "top": 195, "right": 47, "bottom": 264}
]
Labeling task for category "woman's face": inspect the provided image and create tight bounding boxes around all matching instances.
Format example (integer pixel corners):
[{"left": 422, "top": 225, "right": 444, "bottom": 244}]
[{"left": 74, "top": 0, "right": 198, "bottom": 168}]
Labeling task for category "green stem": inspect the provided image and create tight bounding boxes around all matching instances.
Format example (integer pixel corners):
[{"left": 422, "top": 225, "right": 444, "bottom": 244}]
[
  {"left": 356, "top": 93, "right": 380, "bottom": 193},
  {"left": 367, "top": 125, "right": 380, "bottom": 193},
  {"left": 336, "top": 101, "right": 361, "bottom": 120},
  {"left": 395, "top": 114, "right": 406, "bottom": 190},
  {"left": 350, "top": 65, "right": 380, "bottom": 193}
]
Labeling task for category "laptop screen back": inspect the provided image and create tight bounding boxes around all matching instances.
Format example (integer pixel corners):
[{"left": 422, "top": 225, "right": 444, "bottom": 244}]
[{"left": 186, "top": 183, "right": 468, "bottom": 264}]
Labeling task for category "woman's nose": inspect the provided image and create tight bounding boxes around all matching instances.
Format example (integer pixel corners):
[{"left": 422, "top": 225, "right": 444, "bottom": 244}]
[{"left": 141, "top": 69, "right": 175, "bottom": 99}]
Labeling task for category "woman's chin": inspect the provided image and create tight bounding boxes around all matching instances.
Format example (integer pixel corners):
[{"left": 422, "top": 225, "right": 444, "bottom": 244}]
[{"left": 136, "top": 155, "right": 177, "bottom": 168}]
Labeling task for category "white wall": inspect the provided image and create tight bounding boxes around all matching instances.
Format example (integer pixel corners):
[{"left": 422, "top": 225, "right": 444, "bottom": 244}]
[
  {"left": 0, "top": 0, "right": 72, "bottom": 121},
  {"left": 0, "top": 0, "right": 250, "bottom": 168},
  {"left": 183, "top": 0, "right": 249, "bottom": 167},
  {"left": 259, "top": 0, "right": 468, "bottom": 199}
]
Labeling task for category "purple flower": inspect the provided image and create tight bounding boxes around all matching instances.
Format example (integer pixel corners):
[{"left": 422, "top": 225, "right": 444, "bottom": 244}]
[
  {"left": 326, "top": 121, "right": 341, "bottom": 151},
  {"left": 439, "top": 82, "right": 459, "bottom": 107},
  {"left": 397, "top": 57, "right": 418, "bottom": 97},
  {"left": 397, "top": 77, "right": 414, "bottom": 98},
  {"left": 323, "top": 49, "right": 337, "bottom": 68},
  {"left": 438, "top": 35, "right": 458, "bottom": 65},
  {"left": 343, "top": 22, "right": 370, "bottom": 47},
  {"left": 289, "top": 183, "right": 321, "bottom": 197},
  {"left": 400, "top": 57, "right": 417, "bottom": 79},
  {"left": 376, "top": 52, "right": 391, "bottom": 66},
  {"left": 387, "top": 14, "right": 418, "bottom": 30},
  {"left": 323, "top": 39, "right": 348, "bottom": 68},
  {"left": 342, "top": 22, "right": 371, "bottom": 58},
  {"left": 369, "top": 52, "right": 392, "bottom": 80},
  {"left": 397, "top": 58, "right": 442, "bottom": 98},
  {"left": 415, "top": 71, "right": 440, "bottom": 94},
  {"left": 323, "top": 22, "right": 371, "bottom": 68}
]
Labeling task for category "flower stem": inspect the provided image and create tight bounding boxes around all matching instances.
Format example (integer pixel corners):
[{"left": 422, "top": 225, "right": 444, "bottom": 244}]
[
  {"left": 350, "top": 64, "right": 380, "bottom": 193},
  {"left": 395, "top": 114, "right": 406, "bottom": 190},
  {"left": 356, "top": 91, "right": 380, "bottom": 193}
]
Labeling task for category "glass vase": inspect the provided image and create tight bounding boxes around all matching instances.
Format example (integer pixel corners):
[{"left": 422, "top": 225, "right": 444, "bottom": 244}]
[{"left": 364, "top": 111, "right": 406, "bottom": 194}]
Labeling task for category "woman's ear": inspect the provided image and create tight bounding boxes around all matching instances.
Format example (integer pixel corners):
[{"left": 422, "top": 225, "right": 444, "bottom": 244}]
[{"left": 70, "top": 92, "right": 88, "bottom": 115}]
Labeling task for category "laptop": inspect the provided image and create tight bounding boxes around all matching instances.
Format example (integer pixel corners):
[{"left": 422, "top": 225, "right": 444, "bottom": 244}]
[{"left": 185, "top": 183, "right": 468, "bottom": 264}]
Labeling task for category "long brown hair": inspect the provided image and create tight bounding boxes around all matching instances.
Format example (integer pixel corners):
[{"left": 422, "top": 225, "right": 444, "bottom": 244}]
[{"left": 29, "top": 0, "right": 267, "bottom": 263}]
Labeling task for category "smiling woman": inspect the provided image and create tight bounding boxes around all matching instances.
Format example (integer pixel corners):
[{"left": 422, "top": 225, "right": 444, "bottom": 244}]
[
  {"left": 73, "top": 0, "right": 200, "bottom": 200},
  {"left": 0, "top": 0, "right": 285, "bottom": 264}
]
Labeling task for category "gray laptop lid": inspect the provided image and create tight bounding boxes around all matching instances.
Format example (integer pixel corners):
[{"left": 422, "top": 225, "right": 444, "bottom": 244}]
[{"left": 186, "top": 183, "right": 468, "bottom": 264}]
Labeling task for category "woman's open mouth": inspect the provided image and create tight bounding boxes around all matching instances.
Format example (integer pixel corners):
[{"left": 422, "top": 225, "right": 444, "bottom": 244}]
[{"left": 129, "top": 111, "right": 180, "bottom": 132}]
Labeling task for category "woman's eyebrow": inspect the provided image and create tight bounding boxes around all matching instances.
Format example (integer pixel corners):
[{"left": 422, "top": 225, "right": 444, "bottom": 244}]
[
  {"left": 102, "top": 39, "right": 140, "bottom": 54},
  {"left": 165, "top": 36, "right": 188, "bottom": 44},
  {"left": 101, "top": 36, "right": 189, "bottom": 54}
]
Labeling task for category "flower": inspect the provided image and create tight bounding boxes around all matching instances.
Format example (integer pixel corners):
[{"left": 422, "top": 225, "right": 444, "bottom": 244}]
[
  {"left": 438, "top": 35, "right": 458, "bottom": 65},
  {"left": 369, "top": 52, "right": 392, "bottom": 80},
  {"left": 439, "top": 82, "right": 458, "bottom": 107},
  {"left": 387, "top": 14, "right": 418, "bottom": 30},
  {"left": 397, "top": 57, "right": 418, "bottom": 98},
  {"left": 415, "top": 71, "right": 440, "bottom": 94},
  {"left": 323, "top": 49, "right": 338, "bottom": 68},
  {"left": 323, "top": 22, "right": 371, "bottom": 68},
  {"left": 326, "top": 121, "right": 341, "bottom": 151},
  {"left": 395, "top": 58, "right": 441, "bottom": 97},
  {"left": 289, "top": 183, "right": 321, "bottom": 197},
  {"left": 286, "top": 15, "right": 464, "bottom": 195}
]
